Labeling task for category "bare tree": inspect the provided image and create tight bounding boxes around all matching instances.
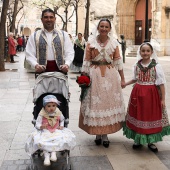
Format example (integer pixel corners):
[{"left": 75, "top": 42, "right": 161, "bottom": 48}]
[
  {"left": 10, "top": 0, "right": 19, "bottom": 32},
  {"left": 51, "top": 0, "right": 74, "bottom": 31},
  {"left": 72, "top": 0, "right": 82, "bottom": 35},
  {"left": 0, "top": 0, "right": 10, "bottom": 71},
  {"left": 16, "top": 11, "right": 24, "bottom": 35},
  {"left": 54, "top": 0, "right": 83, "bottom": 33},
  {"left": 84, "top": 0, "right": 90, "bottom": 41},
  {"left": 9, "top": 0, "right": 24, "bottom": 34},
  {"left": 32, "top": 0, "right": 75, "bottom": 31}
]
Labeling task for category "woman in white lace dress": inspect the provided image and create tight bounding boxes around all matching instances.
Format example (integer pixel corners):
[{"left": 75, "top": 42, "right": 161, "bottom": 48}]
[{"left": 79, "top": 18, "right": 126, "bottom": 148}]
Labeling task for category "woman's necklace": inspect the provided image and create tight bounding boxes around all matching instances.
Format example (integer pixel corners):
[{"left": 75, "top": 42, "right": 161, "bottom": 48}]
[
  {"left": 100, "top": 42, "right": 105, "bottom": 47},
  {"left": 98, "top": 36, "right": 108, "bottom": 47}
]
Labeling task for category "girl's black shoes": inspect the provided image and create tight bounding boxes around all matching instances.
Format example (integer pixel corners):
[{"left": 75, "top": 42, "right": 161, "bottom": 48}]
[
  {"left": 148, "top": 143, "right": 158, "bottom": 152},
  {"left": 132, "top": 143, "right": 142, "bottom": 149},
  {"left": 132, "top": 143, "right": 158, "bottom": 152}
]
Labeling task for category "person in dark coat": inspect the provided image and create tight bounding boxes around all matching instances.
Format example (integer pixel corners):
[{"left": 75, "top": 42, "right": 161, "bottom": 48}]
[
  {"left": 70, "top": 33, "right": 86, "bottom": 72},
  {"left": 22, "top": 35, "right": 26, "bottom": 51}
]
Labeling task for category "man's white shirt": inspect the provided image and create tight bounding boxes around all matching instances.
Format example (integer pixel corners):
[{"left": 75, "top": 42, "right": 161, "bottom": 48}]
[{"left": 26, "top": 29, "right": 74, "bottom": 69}]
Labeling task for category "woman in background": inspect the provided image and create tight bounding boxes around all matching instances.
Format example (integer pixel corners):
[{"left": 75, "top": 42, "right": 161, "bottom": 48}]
[
  {"left": 70, "top": 33, "right": 86, "bottom": 72},
  {"left": 8, "top": 32, "right": 17, "bottom": 63}
]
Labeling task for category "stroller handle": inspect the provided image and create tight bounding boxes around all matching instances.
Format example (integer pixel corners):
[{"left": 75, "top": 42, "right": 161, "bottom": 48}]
[{"left": 35, "top": 71, "right": 67, "bottom": 79}]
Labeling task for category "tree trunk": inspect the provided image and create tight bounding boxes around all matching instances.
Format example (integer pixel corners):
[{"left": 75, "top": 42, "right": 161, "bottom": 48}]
[
  {"left": 64, "top": 5, "right": 69, "bottom": 31},
  {"left": 10, "top": 0, "right": 19, "bottom": 33},
  {"left": 0, "top": 0, "right": 10, "bottom": 71},
  {"left": 84, "top": 0, "right": 90, "bottom": 41},
  {"left": 75, "top": 3, "right": 78, "bottom": 35}
]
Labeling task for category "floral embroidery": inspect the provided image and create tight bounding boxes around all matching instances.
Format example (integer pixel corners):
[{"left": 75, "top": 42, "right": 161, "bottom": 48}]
[
  {"left": 92, "top": 96, "right": 101, "bottom": 105},
  {"left": 102, "top": 80, "right": 112, "bottom": 90},
  {"left": 127, "top": 114, "right": 162, "bottom": 129},
  {"left": 114, "top": 93, "right": 121, "bottom": 101}
]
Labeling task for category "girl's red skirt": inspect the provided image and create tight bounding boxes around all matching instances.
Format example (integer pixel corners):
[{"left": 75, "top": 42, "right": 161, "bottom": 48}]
[{"left": 126, "top": 83, "right": 162, "bottom": 134}]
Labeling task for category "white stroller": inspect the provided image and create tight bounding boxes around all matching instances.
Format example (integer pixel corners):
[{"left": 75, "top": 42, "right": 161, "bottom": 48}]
[{"left": 25, "top": 72, "right": 74, "bottom": 170}]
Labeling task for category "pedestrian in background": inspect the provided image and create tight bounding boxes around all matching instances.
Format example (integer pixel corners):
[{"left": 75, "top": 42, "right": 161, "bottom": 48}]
[
  {"left": 8, "top": 32, "right": 17, "bottom": 63},
  {"left": 22, "top": 35, "right": 26, "bottom": 51},
  {"left": 117, "top": 34, "right": 126, "bottom": 63},
  {"left": 70, "top": 33, "right": 86, "bottom": 72},
  {"left": 13, "top": 35, "right": 18, "bottom": 48},
  {"left": 79, "top": 18, "right": 126, "bottom": 148},
  {"left": 17, "top": 35, "right": 23, "bottom": 52},
  {"left": 123, "top": 42, "right": 170, "bottom": 152},
  {"left": 25, "top": 36, "right": 29, "bottom": 45}
]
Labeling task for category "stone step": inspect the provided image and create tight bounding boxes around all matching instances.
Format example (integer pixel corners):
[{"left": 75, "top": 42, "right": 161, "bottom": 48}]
[
  {"left": 126, "top": 45, "right": 139, "bottom": 57},
  {"left": 127, "top": 52, "right": 137, "bottom": 54},
  {"left": 130, "top": 50, "right": 138, "bottom": 52},
  {"left": 126, "top": 55, "right": 136, "bottom": 57}
]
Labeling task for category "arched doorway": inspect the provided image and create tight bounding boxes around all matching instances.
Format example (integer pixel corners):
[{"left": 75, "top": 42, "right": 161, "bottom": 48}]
[
  {"left": 23, "top": 27, "right": 31, "bottom": 36},
  {"left": 116, "top": 0, "right": 152, "bottom": 45},
  {"left": 135, "top": 0, "right": 152, "bottom": 44}
]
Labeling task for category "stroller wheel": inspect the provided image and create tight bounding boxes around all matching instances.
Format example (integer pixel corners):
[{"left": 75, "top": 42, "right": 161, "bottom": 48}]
[
  {"left": 65, "top": 163, "right": 72, "bottom": 170},
  {"left": 32, "top": 150, "right": 42, "bottom": 157},
  {"left": 62, "top": 165, "right": 71, "bottom": 170},
  {"left": 26, "top": 165, "right": 38, "bottom": 170},
  {"left": 68, "top": 164, "right": 72, "bottom": 170}
]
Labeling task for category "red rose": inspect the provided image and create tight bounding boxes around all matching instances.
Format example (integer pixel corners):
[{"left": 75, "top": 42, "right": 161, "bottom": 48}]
[{"left": 76, "top": 75, "right": 90, "bottom": 86}]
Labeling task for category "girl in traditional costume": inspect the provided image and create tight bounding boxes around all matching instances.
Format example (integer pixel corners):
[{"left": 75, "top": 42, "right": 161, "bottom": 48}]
[
  {"left": 123, "top": 42, "right": 170, "bottom": 152},
  {"left": 25, "top": 95, "right": 76, "bottom": 166},
  {"left": 79, "top": 19, "right": 126, "bottom": 148}
]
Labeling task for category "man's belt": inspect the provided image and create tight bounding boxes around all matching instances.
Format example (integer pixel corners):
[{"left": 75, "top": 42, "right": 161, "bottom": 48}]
[{"left": 91, "top": 61, "right": 111, "bottom": 66}]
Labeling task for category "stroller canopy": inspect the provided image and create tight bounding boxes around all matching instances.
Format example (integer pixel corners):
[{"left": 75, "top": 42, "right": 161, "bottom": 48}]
[{"left": 33, "top": 72, "right": 69, "bottom": 103}]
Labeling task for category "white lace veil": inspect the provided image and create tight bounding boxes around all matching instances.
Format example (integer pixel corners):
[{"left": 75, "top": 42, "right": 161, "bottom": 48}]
[
  {"left": 136, "top": 42, "right": 159, "bottom": 62},
  {"left": 88, "top": 19, "right": 117, "bottom": 44}
]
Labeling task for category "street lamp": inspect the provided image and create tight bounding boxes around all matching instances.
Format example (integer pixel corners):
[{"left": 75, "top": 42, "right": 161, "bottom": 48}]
[{"left": 144, "top": 0, "right": 149, "bottom": 42}]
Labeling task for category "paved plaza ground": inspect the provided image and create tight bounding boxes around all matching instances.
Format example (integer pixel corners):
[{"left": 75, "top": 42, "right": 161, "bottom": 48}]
[{"left": 0, "top": 52, "right": 170, "bottom": 170}]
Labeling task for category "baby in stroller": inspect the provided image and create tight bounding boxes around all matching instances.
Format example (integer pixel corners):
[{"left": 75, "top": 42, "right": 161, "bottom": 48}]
[{"left": 25, "top": 94, "right": 76, "bottom": 166}]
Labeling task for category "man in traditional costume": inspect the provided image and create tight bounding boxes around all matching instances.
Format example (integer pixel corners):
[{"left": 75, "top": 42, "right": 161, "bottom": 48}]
[{"left": 26, "top": 8, "right": 74, "bottom": 73}]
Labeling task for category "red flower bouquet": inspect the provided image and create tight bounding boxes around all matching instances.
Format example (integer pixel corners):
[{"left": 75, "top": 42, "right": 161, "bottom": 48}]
[
  {"left": 76, "top": 74, "right": 91, "bottom": 101},
  {"left": 76, "top": 75, "right": 91, "bottom": 87}
]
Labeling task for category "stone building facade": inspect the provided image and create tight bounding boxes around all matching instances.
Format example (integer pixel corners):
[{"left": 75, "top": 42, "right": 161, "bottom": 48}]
[
  {"left": 89, "top": 0, "right": 170, "bottom": 55},
  {"left": 14, "top": 0, "right": 170, "bottom": 55},
  {"left": 116, "top": 0, "right": 170, "bottom": 55}
]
